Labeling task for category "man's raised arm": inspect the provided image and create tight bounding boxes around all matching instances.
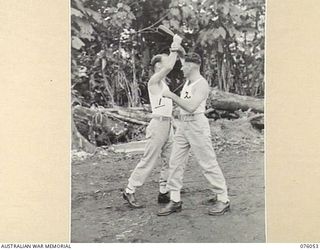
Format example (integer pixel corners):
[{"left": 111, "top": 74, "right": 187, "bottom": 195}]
[{"left": 148, "top": 35, "right": 183, "bottom": 86}]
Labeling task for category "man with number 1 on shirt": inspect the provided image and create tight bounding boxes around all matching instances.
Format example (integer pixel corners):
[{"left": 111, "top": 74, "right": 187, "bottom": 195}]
[{"left": 122, "top": 34, "right": 184, "bottom": 208}]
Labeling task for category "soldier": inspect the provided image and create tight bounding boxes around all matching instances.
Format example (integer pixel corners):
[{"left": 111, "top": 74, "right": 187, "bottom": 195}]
[
  {"left": 122, "top": 35, "right": 183, "bottom": 208},
  {"left": 157, "top": 52, "right": 230, "bottom": 216}
]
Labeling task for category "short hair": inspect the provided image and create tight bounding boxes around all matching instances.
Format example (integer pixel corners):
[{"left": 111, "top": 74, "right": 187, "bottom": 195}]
[
  {"left": 150, "top": 54, "right": 167, "bottom": 67},
  {"left": 185, "top": 52, "right": 202, "bottom": 65}
]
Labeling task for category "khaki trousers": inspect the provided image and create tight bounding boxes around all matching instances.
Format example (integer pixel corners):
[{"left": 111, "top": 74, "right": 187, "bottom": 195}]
[
  {"left": 128, "top": 118, "right": 173, "bottom": 192},
  {"left": 166, "top": 114, "right": 229, "bottom": 202}
]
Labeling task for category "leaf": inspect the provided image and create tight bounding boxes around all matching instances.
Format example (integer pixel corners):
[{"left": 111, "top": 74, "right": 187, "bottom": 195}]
[
  {"left": 170, "top": 19, "right": 180, "bottom": 30},
  {"left": 128, "top": 12, "right": 136, "bottom": 20},
  {"left": 94, "top": 57, "right": 100, "bottom": 67},
  {"left": 217, "top": 40, "right": 223, "bottom": 53},
  {"left": 71, "top": 7, "right": 84, "bottom": 18},
  {"left": 231, "top": 14, "right": 242, "bottom": 24},
  {"left": 102, "top": 58, "right": 107, "bottom": 70},
  {"left": 73, "top": 0, "right": 86, "bottom": 13},
  {"left": 170, "top": 7, "right": 180, "bottom": 17},
  {"left": 229, "top": 4, "right": 244, "bottom": 17},
  {"left": 123, "top": 5, "right": 131, "bottom": 12},
  {"left": 74, "top": 17, "right": 94, "bottom": 41},
  {"left": 85, "top": 8, "right": 103, "bottom": 24},
  {"left": 71, "top": 26, "right": 80, "bottom": 36},
  {"left": 97, "top": 50, "right": 106, "bottom": 59},
  {"left": 242, "top": 0, "right": 265, "bottom": 9},
  {"left": 218, "top": 1, "right": 230, "bottom": 15},
  {"left": 198, "top": 30, "right": 208, "bottom": 46},
  {"left": 72, "top": 36, "right": 85, "bottom": 50},
  {"left": 211, "top": 28, "right": 224, "bottom": 40},
  {"left": 229, "top": 26, "right": 243, "bottom": 39},
  {"left": 217, "top": 26, "right": 226, "bottom": 39},
  {"left": 200, "top": 16, "right": 210, "bottom": 26},
  {"left": 238, "top": 26, "right": 258, "bottom": 33},
  {"left": 162, "top": 20, "right": 170, "bottom": 27},
  {"left": 181, "top": 6, "right": 191, "bottom": 18}
]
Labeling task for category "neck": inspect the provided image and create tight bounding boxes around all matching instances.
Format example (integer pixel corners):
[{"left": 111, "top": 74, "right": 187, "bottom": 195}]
[{"left": 188, "top": 72, "right": 202, "bottom": 83}]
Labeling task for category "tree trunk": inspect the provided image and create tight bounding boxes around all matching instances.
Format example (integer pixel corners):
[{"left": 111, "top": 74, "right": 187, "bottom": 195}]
[
  {"left": 131, "top": 47, "right": 140, "bottom": 107},
  {"left": 217, "top": 54, "right": 223, "bottom": 90},
  {"left": 101, "top": 67, "right": 114, "bottom": 107},
  {"left": 208, "top": 89, "right": 264, "bottom": 113},
  {"left": 221, "top": 59, "right": 227, "bottom": 91},
  {"left": 72, "top": 112, "right": 96, "bottom": 153}
]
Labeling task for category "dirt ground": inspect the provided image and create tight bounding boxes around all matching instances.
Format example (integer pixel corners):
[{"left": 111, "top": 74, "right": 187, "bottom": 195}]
[{"left": 71, "top": 119, "right": 265, "bottom": 243}]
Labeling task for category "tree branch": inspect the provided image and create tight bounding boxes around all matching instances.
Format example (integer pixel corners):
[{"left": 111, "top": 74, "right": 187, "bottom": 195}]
[{"left": 137, "top": 12, "right": 170, "bottom": 33}]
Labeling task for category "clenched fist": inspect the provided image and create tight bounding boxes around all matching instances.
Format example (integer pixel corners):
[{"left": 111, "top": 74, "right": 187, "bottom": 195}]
[{"left": 173, "top": 34, "right": 182, "bottom": 45}]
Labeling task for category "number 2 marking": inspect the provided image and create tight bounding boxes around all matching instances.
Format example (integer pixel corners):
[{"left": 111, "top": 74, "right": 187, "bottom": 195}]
[{"left": 184, "top": 91, "right": 191, "bottom": 99}]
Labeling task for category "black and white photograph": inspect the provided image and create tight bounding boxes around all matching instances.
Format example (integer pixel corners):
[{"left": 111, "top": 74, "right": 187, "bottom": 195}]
[{"left": 71, "top": 0, "right": 265, "bottom": 243}]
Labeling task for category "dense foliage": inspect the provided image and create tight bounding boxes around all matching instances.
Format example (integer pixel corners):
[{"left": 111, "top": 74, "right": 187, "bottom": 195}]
[{"left": 71, "top": 0, "right": 265, "bottom": 108}]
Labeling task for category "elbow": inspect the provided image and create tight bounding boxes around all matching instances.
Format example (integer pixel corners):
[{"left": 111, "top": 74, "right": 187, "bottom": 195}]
[{"left": 188, "top": 106, "right": 197, "bottom": 113}]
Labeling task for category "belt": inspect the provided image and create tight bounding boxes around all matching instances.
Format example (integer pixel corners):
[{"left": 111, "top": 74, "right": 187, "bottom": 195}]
[
  {"left": 152, "top": 116, "right": 172, "bottom": 121},
  {"left": 177, "top": 113, "right": 204, "bottom": 121}
]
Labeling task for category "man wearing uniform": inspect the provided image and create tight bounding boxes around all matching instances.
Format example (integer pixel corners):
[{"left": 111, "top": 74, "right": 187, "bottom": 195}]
[
  {"left": 157, "top": 52, "right": 230, "bottom": 216},
  {"left": 122, "top": 35, "right": 183, "bottom": 208}
]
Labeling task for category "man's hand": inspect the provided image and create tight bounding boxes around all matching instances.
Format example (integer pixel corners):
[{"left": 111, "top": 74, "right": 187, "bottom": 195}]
[
  {"left": 162, "top": 89, "right": 174, "bottom": 99},
  {"left": 171, "top": 43, "right": 180, "bottom": 52},
  {"left": 163, "top": 79, "right": 209, "bottom": 113},
  {"left": 173, "top": 34, "right": 182, "bottom": 45},
  {"left": 171, "top": 34, "right": 182, "bottom": 51}
]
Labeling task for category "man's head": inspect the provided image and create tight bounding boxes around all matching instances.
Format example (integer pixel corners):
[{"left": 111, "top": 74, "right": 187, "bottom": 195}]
[
  {"left": 150, "top": 54, "right": 169, "bottom": 72},
  {"left": 181, "top": 52, "right": 202, "bottom": 78}
]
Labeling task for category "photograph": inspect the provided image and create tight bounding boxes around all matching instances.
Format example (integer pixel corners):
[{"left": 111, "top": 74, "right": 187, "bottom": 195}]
[
  {"left": 3, "top": 0, "right": 320, "bottom": 245},
  {"left": 70, "top": 0, "right": 265, "bottom": 243}
]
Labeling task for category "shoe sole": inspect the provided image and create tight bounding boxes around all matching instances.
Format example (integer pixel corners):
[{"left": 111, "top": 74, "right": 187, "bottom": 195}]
[
  {"left": 157, "top": 207, "right": 182, "bottom": 216},
  {"left": 208, "top": 206, "right": 230, "bottom": 216},
  {"left": 122, "top": 193, "right": 144, "bottom": 209}
]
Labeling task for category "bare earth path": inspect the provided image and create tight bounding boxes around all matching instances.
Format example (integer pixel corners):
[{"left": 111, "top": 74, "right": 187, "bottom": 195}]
[{"left": 71, "top": 123, "right": 265, "bottom": 243}]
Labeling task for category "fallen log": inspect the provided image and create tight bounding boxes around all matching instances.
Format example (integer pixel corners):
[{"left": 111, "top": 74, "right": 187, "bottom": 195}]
[
  {"left": 208, "top": 89, "right": 264, "bottom": 113},
  {"left": 73, "top": 105, "right": 146, "bottom": 146},
  {"left": 205, "top": 108, "right": 240, "bottom": 120},
  {"left": 103, "top": 110, "right": 149, "bottom": 126},
  {"left": 249, "top": 114, "right": 264, "bottom": 130},
  {"left": 96, "top": 105, "right": 152, "bottom": 123},
  {"left": 116, "top": 109, "right": 152, "bottom": 123},
  {"left": 113, "top": 105, "right": 151, "bottom": 112},
  {"left": 72, "top": 114, "right": 96, "bottom": 153}
]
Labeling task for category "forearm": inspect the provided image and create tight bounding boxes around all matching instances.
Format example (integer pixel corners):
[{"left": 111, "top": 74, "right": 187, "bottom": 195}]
[
  {"left": 163, "top": 51, "right": 178, "bottom": 70},
  {"left": 168, "top": 45, "right": 185, "bottom": 67},
  {"left": 148, "top": 51, "right": 178, "bottom": 85},
  {"left": 164, "top": 35, "right": 182, "bottom": 69}
]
